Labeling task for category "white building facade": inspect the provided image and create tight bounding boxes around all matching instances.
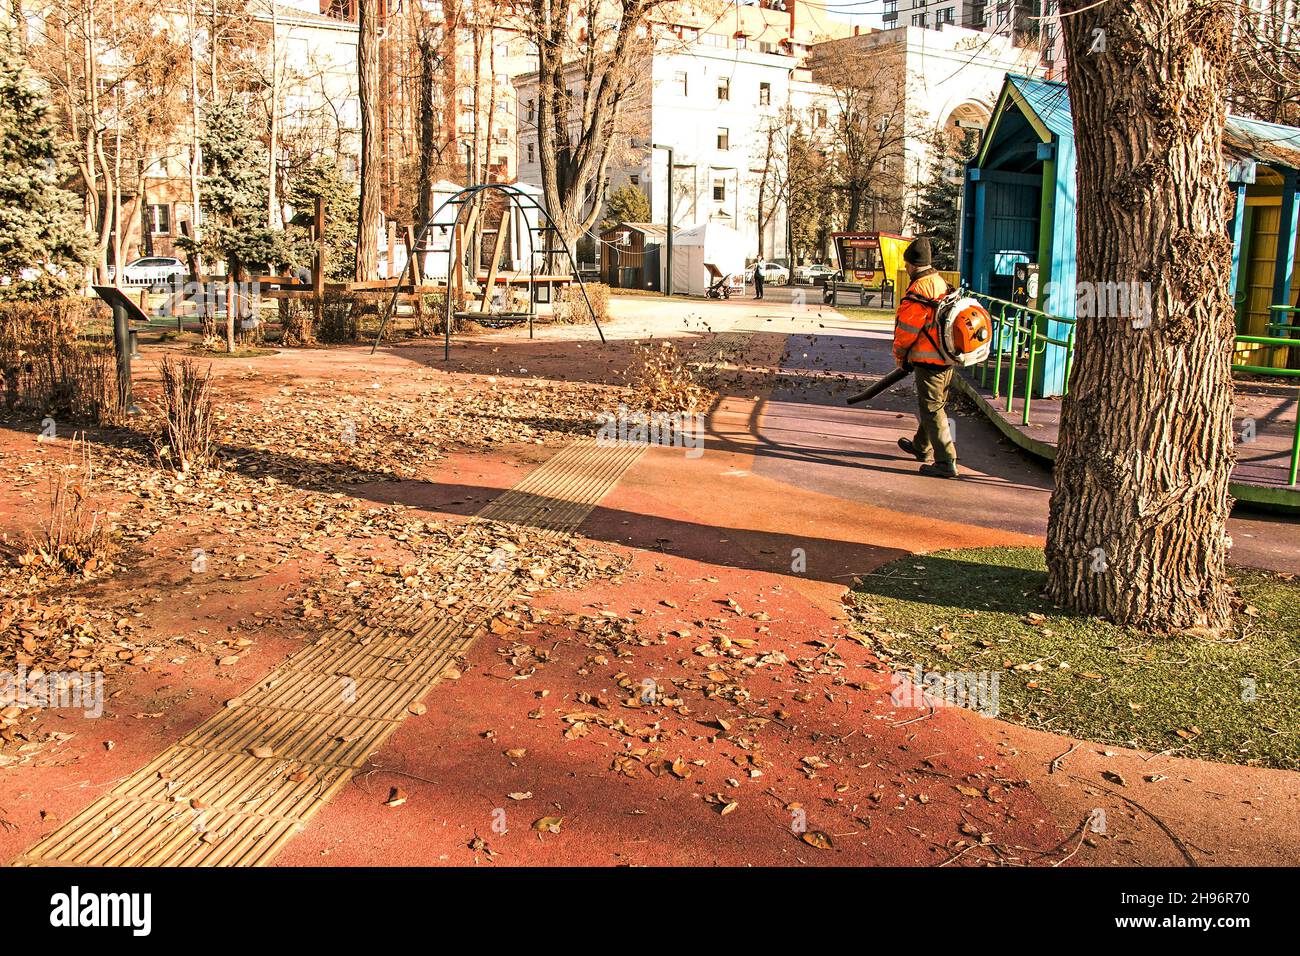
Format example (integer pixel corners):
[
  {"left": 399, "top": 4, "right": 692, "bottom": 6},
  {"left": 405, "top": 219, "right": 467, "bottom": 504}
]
[{"left": 515, "top": 44, "right": 837, "bottom": 264}]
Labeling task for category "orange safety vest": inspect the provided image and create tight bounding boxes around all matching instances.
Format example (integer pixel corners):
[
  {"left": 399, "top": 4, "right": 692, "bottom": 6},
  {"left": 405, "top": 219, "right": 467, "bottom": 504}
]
[{"left": 893, "top": 269, "right": 950, "bottom": 366}]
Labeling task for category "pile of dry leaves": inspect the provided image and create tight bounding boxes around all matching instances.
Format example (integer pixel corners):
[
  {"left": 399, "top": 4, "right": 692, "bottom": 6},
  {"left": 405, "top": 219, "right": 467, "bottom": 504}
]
[{"left": 627, "top": 342, "right": 714, "bottom": 414}]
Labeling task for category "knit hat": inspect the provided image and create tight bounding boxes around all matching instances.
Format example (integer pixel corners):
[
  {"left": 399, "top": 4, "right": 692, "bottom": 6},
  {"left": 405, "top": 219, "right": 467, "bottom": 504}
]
[{"left": 903, "top": 237, "right": 932, "bottom": 267}]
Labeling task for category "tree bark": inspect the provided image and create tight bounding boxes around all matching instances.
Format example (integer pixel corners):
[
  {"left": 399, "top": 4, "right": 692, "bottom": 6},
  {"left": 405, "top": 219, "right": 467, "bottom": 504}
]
[
  {"left": 354, "top": 0, "right": 382, "bottom": 282},
  {"left": 1046, "top": 0, "right": 1237, "bottom": 631},
  {"left": 415, "top": 22, "right": 438, "bottom": 227}
]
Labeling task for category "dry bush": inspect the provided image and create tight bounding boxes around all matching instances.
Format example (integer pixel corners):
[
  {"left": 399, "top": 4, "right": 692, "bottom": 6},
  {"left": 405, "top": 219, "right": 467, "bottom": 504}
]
[
  {"left": 553, "top": 281, "right": 610, "bottom": 325},
  {"left": 17, "top": 434, "right": 116, "bottom": 578},
  {"left": 417, "top": 289, "right": 471, "bottom": 335},
  {"left": 629, "top": 341, "right": 711, "bottom": 413},
  {"left": 0, "top": 299, "right": 122, "bottom": 424},
  {"left": 317, "top": 290, "right": 362, "bottom": 342},
  {"left": 156, "top": 356, "right": 216, "bottom": 474},
  {"left": 280, "top": 297, "right": 316, "bottom": 346}
]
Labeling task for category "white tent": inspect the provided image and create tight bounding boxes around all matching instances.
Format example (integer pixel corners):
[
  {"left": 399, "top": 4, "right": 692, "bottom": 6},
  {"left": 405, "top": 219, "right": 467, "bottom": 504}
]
[
  {"left": 507, "top": 181, "right": 546, "bottom": 271},
  {"left": 670, "top": 221, "right": 748, "bottom": 297},
  {"left": 413, "top": 179, "right": 465, "bottom": 282}
]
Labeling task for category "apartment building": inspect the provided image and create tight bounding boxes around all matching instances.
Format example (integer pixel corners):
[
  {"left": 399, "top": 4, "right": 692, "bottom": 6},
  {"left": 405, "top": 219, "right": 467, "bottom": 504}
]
[
  {"left": 133, "top": 3, "right": 361, "bottom": 261},
  {"left": 514, "top": 1, "right": 856, "bottom": 263},
  {"left": 883, "top": 0, "right": 1065, "bottom": 74},
  {"left": 807, "top": 22, "right": 1045, "bottom": 232}
]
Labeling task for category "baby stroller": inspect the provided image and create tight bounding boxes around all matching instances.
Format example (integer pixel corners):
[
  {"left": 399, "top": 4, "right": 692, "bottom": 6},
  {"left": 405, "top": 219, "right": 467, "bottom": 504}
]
[{"left": 705, "top": 263, "right": 734, "bottom": 299}]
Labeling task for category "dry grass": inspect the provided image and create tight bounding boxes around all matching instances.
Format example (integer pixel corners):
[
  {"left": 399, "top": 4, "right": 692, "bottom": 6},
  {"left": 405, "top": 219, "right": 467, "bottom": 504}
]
[
  {"left": 0, "top": 299, "right": 122, "bottom": 424},
  {"left": 156, "top": 356, "right": 216, "bottom": 474},
  {"left": 553, "top": 282, "right": 610, "bottom": 325},
  {"left": 17, "top": 435, "right": 116, "bottom": 578}
]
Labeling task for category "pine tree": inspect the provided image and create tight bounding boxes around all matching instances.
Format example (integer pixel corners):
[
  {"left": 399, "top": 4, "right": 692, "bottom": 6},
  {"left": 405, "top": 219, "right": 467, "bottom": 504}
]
[
  {"left": 601, "top": 184, "right": 652, "bottom": 231},
  {"left": 288, "top": 159, "right": 358, "bottom": 283},
  {"left": 180, "top": 100, "right": 282, "bottom": 349},
  {"left": 0, "top": 24, "right": 89, "bottom": 300},
  {"left": 186, "top": 100, "right": 281, "bottom": 275},
  {"left": 912, "top": 130, "right": 977, "bottom": 271}
]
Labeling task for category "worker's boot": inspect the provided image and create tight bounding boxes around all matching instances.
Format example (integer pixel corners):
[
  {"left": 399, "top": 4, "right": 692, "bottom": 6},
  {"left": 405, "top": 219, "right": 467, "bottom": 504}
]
[
  {"left": 897, "top": 437, "right": 927, "bottom": 462},
  {"left": 919, "top": 461, "right": 959, "bottom": 479}
]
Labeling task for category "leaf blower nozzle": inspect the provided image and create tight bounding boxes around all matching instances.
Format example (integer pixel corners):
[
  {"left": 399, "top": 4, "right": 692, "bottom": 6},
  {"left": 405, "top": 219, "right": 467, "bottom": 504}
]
[{"left": 846, "top": 365, "right": 912, "bottom": 406}]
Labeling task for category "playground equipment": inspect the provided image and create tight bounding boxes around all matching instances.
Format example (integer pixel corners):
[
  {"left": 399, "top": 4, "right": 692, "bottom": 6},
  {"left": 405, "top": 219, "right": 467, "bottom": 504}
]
[
  {"left": 371, "top": 182, "right": 604, "bottom": 360},
  {"left": 90, "top": 285, "right": 150, "bottom": 413}
]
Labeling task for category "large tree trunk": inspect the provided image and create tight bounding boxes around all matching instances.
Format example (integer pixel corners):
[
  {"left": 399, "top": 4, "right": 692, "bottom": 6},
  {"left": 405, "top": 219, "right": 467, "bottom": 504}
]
[
  {"left": 415, "top": 24, "right": 438, "bottom": 227},
  {"left": 1046, "top": 0, "right": 1237, "bottom": 632},
  {"left": 354, "top": 0, "right": 382, "bottom": 282}
]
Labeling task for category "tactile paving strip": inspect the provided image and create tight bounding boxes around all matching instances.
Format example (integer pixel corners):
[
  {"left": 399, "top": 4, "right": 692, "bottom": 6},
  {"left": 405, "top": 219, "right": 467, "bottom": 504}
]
[
  {"left": 13, "top": 438, "right": 644, "bottom": 866},
  {"left": 688, "top": 331, "right": 752, "bottom": 367}
]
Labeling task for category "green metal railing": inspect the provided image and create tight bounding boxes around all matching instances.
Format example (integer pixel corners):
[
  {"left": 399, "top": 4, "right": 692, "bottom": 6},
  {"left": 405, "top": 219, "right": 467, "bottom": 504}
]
[
  {"left": 1267, "top": 304, "right": 1300, "bottom": 336},
  {"left": 962, "top": 291, "right": 1300, "bottom": 487},
  {"left": 967, "top": 292, "right": 1075, "bottom": 427}
]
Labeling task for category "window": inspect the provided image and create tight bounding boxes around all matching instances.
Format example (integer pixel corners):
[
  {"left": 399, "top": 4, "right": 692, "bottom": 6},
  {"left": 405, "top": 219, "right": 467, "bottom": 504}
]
[
  {"left": 526, "top": 143, "right": 535, "bottom": 163},
  {"left": 147, "top": 204, "right": 170, "bottom": 235},
  {"left": 712, "top": 179, "right": 726, "bottom": 202},
  {"left": 716, "top": 127, "right": 729, "bottom": 150},
  {"left": 673, "top": 71, "right": 688, "bottom": 96},
  {"left": 527, "top": 98, "right": 535, "bottom": 121},
  {"left": 812, "top": 107, "right": 827, "bottom": 129},
  {"left": 340, "top": 97, "right": 360, "bottom": 129},
  {"left": 717, "top": 77, "right": 729, "bottom": 101},
  {"left": 911, "top": 13, "right": 926, "bottom": 26},
  {"left": 936, "top": 7, "right": 954, "bottom": 25},
  {"left": 629, "top": 174, "right": 640, "bottom": 186},
  {"left": 759, "top": 82, "right": 770, "bottom": 106}
]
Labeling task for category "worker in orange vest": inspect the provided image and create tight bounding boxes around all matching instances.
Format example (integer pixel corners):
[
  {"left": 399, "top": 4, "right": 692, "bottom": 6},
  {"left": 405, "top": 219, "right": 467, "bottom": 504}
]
[{"left": 893, "top": 238, "right": 958, "bottom": 479}]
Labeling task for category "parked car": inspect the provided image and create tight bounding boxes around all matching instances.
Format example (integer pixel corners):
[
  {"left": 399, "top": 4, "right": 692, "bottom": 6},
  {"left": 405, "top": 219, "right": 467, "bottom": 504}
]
[
  {"left": 754, "top": 260, "right": 790, "bottom": 285},
  {"left": 112, "top": 256, "right": 187, "bottom": 286},
  {"left": 795, "top": 262, "right": 837, "bottom": 285}
]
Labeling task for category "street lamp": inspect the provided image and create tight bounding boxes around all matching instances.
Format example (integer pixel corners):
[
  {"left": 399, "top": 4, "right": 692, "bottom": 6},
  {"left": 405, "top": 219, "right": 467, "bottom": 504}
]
[{"left": 652, "top": 143, "right": 673, "bottom": 296}]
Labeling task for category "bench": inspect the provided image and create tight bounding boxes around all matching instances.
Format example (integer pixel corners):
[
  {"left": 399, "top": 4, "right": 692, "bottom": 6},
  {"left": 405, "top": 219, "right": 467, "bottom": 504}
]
[{"left": 823, "top": 278, "right": 896, "bottom": 310}]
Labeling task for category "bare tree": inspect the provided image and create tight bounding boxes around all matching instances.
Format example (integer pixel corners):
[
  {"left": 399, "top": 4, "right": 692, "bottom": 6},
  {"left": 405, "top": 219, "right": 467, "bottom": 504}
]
[
  {"left": 515, "top": 0, "right": 672, "bottom": 250},
  {"left": 812, "top": 43, "right": 915, "bottom": 233},
  {"left": 354, "top": 0, "right": 380, "bottom": 280},
  {"left": 1227, "top": 0, "right": 1300, "bottom": 123}
]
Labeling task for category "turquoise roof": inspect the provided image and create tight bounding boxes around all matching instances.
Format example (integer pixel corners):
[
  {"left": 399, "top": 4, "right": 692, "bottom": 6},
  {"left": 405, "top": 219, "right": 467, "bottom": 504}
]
[
  {"left": 1006, "top": 74, "right": 1073, "bottom": 140},
  {"left": 999, "top": 73, "right": 1300, "bottom": 171}
]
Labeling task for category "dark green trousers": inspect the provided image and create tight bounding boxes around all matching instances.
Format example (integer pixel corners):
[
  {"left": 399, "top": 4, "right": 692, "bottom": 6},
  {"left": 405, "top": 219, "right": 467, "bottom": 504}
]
[{"left": 912, "top": 364, "right": 956, "bottom": 465}]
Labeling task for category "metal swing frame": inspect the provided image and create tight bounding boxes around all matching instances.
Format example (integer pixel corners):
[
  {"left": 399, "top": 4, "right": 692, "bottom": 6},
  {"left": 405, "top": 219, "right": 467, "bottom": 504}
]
[{"left": 370, "top": 182, "right": 605, "bottom": 359}]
